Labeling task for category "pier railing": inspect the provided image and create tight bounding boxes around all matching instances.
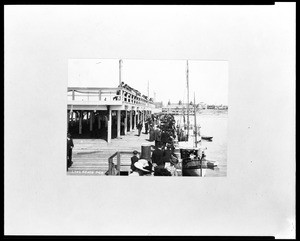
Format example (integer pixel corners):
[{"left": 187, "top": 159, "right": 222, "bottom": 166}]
[
  {"left": 107, "top": 151, "right": 141, "bottom": 175},
  {"left": 68, "top": 87, "right": 155, "bottom": 108}
]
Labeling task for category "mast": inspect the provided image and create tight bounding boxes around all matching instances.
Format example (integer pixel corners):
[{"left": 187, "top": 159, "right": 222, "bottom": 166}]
[
  {"left": 182, "top": 107, "right": 186, "bottom": 141},
  {"left": 147, "top": 80, "right": 149, "bottom": 108},
  {"left": 194, "top": 93, "right": 197, "bottom": 147},
  {"left": 119, "top": 59, "right": 122, "bottom": 86},
  {"left": 186, "top": 60, "right": 190, "bottom": 140}
]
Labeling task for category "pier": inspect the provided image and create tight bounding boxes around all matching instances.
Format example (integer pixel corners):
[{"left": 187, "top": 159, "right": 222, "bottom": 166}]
[
  {"left": 67, "top": 128, "right": 153, "bottom": 175},
  {"left": 67, "top": 86, "right": 155, "bottom": 143}
]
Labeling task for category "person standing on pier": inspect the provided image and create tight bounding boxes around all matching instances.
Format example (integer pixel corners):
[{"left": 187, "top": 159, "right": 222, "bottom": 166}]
[
  {"left": 67, "top": 133, "right": 74, "bottom": 171},
  {"left": 201, "top": 151, "right": 208, "bottom": 169},
  {"left": 145, "top": 119, "right": 149, "bottom": 134},
  {"left": 121, "top": 120, "right": 125, "bottom": 135},
  {"left": 154, "top": 126, "right": 162, "bottom": 147},
  {"left": 137, "top": 120, "right": 143, "bottom": 136},
  {"left": 161, "top": 130, "right": 169, "bottom": 147},
  {"left": 130, "top": 150, "right": 139, "bottom": 172},
  {"left": 151, "top": 146, "right": 164, "bottom": 168},
  {"left": 129, "top": 159, "right": 151, "bottom": 176},
  {"left": 149, "top": 124, "right": 155, "bottom": 141},
  {"left": 162, "top": 143, "right": 172, "bottom": 165}
]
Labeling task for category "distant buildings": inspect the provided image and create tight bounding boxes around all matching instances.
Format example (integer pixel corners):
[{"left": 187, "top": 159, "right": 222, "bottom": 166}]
[
  {"left": 154, "top": 101, "right": 163, "bottom": 108},
  {"left": 206, "top": 104, "right": 228, "bottom": 110},
  {"left": 162, "top": 103, "right": 193, "bottom": 115},
  {"left": 161, "top": 102, "right": 228, "bottom": 114}
]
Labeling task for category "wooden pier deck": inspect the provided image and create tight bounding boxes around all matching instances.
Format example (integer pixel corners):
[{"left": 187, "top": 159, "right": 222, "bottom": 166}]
[{"left": 67, "top": 129, "right": 154, "bottom": 175}]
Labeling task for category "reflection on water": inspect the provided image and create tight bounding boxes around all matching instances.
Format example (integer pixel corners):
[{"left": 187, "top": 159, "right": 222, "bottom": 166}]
[{"left": 175, "top": 111, "right": 228, "bottom": 177}]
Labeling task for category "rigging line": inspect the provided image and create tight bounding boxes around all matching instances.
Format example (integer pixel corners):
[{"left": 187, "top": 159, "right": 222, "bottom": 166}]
[{"left": 180, "top": 85, "right": 187, "bottom": 124}]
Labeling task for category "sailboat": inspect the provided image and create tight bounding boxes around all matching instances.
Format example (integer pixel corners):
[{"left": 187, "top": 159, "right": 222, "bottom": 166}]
[{"left": 177, "top": 60, "right": 208, "bottom": 177}]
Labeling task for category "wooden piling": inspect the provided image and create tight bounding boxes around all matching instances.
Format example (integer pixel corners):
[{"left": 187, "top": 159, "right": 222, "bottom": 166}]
[
  {"left": 107, "top": 107, "right": 112, "bottom": 143},
  {"left": 117, "top": 110, "right": 121, "bottom": 139}
]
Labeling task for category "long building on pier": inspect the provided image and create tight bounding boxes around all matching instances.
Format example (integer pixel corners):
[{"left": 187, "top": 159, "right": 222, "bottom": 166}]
[{"left": 67, "top": 86, "right": 155, "bottom": 143}]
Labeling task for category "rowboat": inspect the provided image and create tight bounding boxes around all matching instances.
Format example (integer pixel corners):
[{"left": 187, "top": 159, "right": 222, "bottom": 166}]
[{"left": 201, "top": 136, "right": 213, "bottom": 141}]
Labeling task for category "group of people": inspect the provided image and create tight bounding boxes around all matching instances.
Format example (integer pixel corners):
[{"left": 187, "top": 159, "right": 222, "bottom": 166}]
[
  {"left": 113, "top": 82, "right": 153, "bottom": 103},
  {"left": 119, "top": 82, "right": 141, "bottom": 96},
  {"left": 129, "top": 150, "right": 153, "bottom": 176},
  {"left": 147, "top": 114, "right": 177, "bottom": 148},
  {"left": 129, "top": 143, "right": 179, "bottom": 176},
  {"left": 136, "top": 114, "right": 157, "bottom": 137}
]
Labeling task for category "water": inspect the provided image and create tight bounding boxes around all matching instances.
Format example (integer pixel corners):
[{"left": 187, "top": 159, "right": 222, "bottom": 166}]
[{"left": 174, "top": 110, "right": 228, "bottom": 177}]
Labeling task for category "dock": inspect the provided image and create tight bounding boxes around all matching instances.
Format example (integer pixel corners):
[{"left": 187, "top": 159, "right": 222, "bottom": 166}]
[{"left": 68, "top": 128, "right": 154, "bottom": 175}]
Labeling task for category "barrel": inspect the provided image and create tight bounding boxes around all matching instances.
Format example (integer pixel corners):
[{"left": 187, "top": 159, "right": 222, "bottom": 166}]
[{"left": 140, "top": 143, "right": 152, "bottom": 161}]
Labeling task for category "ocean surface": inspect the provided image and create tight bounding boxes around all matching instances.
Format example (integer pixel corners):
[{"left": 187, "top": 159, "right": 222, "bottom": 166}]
[{"left": 174, "top": 110, "right": 228, "bottom": 177}]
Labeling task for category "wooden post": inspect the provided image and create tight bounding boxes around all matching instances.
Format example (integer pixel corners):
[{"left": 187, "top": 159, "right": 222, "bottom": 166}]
[
  {"left": 132, "top": 110, "right": 136, "bottom": 130},
  {"left": 117, "top": 152, "right": 121, "bottom": 175},
  {"left": 130, "top": 110, "right": 133, "bottom": 132},
  {"left": 67, "top": 111, "right": 69, "bottom": 132},
  {"left": 98, "top": 113, "right": 101, "bottom": 129},
  {"left": 125, "top": 110, "right": 128, "bottom": 134},
  {"left": 194, "top": 93, "right": 197, "bottom": 148},
  {"left": 119, "top": 59, "right": 122, "bottom": 86},
  {"left": 70, "top": 111, "right": 73, "bottom": 126},
  {"left": 200, "top": 157, "right": 202, "bottom": 177},
  {"left": 79, "top": 111, "right": 82, "bottom": 134},
  {"left": 108, "top": 157, "right": 113, "bottom": 175},
  {"left": 117, "top": 110, "right": 121, "bottom": 139},
  {"left": 186, "top": 60, "right": 190, "bottom": 140},
  {"left": 73, "top": 112, "right": 76, "bottom": 126},
  {"left": 90, "top": 111, "right": 93, "bottom": 131},
  {"left": 107, "top": 107, "right": 112, "bottom": 143}
]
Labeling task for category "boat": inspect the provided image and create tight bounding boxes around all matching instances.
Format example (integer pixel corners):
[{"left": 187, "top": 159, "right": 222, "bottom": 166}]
[
  {"left": 207, "top": 160, "right": 218, "bottom": 167},
  {"left": 201, "top": 136, "right": 213, "bottom": 141},
  {"left": 180, "top": 147, "right": 206, "bottom": 176},
  {"left": 176, "top": 61, "right": 207, "bottom": 176},
  {"left": 207, "top": 160, "right": 219, "bottom": 169},
  {"left": 146, "top": 60, "right": 217, "bottom": 177}
]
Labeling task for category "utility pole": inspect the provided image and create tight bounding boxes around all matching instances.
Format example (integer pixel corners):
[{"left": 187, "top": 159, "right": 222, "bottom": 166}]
[
  {"left": 194, "top": 93, "right": 197, "bottom": 147},
  {"left": 119, "top": 59, "right": 122, "bottom": 86},
  {"left": 147, "top": 80, "right": 149, "bottom": 107},
  {"left": 186, "top": 60, "right": 190, "bottom": 140}
]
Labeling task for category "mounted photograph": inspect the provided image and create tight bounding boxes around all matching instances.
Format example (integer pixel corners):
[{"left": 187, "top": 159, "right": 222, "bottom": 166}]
[{"left": 67, "top": 59, "right": 228, "bottom": 177}]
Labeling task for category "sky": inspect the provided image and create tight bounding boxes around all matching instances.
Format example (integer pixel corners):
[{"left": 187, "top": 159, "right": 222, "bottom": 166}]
[{"left": 69, "top": 59, "right": 228, "bottom": 105}]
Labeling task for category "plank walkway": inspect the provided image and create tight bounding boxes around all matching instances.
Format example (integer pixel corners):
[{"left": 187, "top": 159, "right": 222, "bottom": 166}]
[{"left": 67, "top": 129, "right": 154, "bottom": 175}]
